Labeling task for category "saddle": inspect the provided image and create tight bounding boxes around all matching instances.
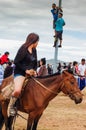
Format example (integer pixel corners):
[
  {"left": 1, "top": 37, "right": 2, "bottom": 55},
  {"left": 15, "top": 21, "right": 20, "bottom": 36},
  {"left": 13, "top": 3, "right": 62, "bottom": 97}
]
[{"left": 0, "top": 75, "right": 29, "bottom": 101}]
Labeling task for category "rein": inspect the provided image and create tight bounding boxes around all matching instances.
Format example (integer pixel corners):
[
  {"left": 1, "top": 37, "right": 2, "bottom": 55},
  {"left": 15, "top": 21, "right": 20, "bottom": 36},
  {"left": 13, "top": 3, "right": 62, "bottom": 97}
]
[
  {"left": 17, "top": 113, "right": 27, "bottom": 121},
  {"left": 31, "top": 76, "right": 58, "bottom": 95}
]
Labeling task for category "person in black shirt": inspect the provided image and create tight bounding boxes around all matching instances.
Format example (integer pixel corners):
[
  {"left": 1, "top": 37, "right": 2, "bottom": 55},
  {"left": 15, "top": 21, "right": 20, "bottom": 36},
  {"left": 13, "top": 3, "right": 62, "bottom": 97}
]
[
  {"left": 47, "top": 64, "right": 53, "bottom": 75},
  {"left": 7, "top": 33, "right": 39, "bottom": 116},
  {"left": 4, "top": 61, "right": 13, "bottom": 79}
]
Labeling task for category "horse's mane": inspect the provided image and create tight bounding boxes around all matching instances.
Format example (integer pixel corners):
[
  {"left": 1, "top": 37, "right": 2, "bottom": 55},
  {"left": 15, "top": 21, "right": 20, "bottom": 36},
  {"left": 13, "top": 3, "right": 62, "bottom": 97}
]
[
  {"left": 36, "top": 70, "right": 70, "bottom": 79},
  {"left": 36, "top": 72, "right": 61, "bottom": 79}
]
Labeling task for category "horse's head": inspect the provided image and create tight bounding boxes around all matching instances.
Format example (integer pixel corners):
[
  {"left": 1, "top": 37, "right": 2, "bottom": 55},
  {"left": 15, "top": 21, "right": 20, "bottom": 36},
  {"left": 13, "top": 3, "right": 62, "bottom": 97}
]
[{"left": 60, "top": 71, "right": 83, "bottom": 104}]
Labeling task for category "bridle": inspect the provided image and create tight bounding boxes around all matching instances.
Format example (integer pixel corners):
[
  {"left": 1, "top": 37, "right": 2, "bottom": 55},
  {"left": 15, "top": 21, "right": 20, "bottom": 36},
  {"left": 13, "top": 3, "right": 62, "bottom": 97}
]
[{"left": 60, "top": 77, "right": 80, "bottom": 96}]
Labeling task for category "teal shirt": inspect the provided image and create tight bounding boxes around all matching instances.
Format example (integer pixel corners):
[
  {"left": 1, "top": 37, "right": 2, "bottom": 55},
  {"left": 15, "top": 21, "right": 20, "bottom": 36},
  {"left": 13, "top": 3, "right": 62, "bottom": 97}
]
[{"left": 55, "top": 17, "right": 65, "bottom": 31}]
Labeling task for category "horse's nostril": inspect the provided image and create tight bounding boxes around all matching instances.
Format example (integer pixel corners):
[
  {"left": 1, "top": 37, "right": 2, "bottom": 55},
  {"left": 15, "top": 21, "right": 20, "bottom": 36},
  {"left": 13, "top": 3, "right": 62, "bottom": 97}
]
[
  {"left": 75, "top": 97, "right": 82, "bottom": 104},
  {"left": 79, "top": 98, "right": 82, "bottom": 103}
]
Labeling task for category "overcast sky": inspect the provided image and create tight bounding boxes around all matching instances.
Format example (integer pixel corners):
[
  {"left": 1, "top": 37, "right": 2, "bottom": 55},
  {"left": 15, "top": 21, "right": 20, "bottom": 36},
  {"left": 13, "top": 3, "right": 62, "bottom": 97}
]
[{"left": 0, "top": 0, "right": 86, "bottom": 62}]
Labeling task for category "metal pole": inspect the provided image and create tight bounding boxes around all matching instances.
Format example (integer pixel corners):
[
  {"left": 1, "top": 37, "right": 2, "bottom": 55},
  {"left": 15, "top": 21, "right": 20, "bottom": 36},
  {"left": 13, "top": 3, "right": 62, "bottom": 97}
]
[
  {"left": 59, "top": 0, "right": 62, "bottom": 8},
  {"left": 53, "top": 0, "right": 62, "bottom": 73}
]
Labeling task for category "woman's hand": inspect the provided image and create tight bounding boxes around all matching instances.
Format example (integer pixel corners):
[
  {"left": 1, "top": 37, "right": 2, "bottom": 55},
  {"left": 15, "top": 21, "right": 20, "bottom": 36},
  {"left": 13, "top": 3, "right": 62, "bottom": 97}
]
[{"left": 25, "top": 69, "right": 37, "bottom": 76}]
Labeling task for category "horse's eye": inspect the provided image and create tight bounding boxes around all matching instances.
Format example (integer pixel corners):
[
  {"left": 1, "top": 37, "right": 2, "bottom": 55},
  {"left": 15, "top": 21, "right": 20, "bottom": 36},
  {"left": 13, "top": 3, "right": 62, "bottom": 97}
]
[{"left": 71, "top": 81, "right": 74, "bottom": 85}]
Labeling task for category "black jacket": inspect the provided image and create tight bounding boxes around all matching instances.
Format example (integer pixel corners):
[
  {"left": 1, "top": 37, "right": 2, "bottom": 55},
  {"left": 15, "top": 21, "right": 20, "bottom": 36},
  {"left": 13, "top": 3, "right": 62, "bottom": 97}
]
[{"left": 14, "top": 45, "right": 37, "bottom": 76}]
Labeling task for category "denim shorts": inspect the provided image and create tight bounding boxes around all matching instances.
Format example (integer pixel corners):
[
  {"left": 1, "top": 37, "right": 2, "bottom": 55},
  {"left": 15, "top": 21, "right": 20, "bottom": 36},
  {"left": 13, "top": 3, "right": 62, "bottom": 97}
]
[{"left": 14, "top": 74, "right": 23, "bottom": 78}]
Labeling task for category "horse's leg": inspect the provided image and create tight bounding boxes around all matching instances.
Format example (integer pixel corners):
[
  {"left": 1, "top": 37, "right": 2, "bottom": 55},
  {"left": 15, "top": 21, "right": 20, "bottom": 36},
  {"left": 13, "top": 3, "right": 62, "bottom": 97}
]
[
  {"left": 4, "top": 116, "right": 14, "bottom": 130},
  {"left": 32, "top": 114, "right": 42, "bottom": 130},
  {"left": 1, "top": 102, "right": 12, "bottom": 130},
  {"left": 27, "top": 111, "right": 43, "bottom": 130},
  {"left": 0, "top": 105, "right": 4, "bottom": 130},
  {"left": 27, "top": 114, "right": 34, "bottom": 130}
]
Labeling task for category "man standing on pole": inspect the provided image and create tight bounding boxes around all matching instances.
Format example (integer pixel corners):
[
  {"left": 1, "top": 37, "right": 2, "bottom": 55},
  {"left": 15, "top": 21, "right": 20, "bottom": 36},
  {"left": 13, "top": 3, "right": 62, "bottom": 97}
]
[{"left": 53, "top": 11, "right": 65, "bottom": 47}]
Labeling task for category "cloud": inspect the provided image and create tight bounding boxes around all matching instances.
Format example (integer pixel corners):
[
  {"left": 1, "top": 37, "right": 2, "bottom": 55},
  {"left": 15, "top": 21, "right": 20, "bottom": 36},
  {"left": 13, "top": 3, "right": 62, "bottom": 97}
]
[
  {"left": 0, "top": 0, "right": 86, "bottom": 62},
  {"left": 0, "top": 0, "right": 86, "bottom": 41},
  {"left": 0, "top": 37, "right": 85, "bottom": 63}
]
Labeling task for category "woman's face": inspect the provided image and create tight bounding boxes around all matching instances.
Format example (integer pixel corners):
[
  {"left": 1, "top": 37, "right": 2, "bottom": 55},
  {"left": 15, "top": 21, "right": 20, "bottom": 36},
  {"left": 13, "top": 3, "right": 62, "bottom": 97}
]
[
  {"left": 33, "top": 41, "right": 38, "bottom": 48},
  {"left": 40, "top": 60, "right": 43, "bottom": 66}
]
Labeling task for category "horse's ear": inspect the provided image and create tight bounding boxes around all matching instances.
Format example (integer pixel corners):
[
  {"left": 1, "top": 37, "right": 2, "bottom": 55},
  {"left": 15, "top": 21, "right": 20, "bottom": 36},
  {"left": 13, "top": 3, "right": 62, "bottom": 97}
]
[
  {"left": 62, "top": 70, "right": 68, "bottom": 74},
  {"left": 63, "top": 70, "right": 74, "bottom": 78},
  {"left": 62, "top": 70, "right": 71, "bottom": 77}
]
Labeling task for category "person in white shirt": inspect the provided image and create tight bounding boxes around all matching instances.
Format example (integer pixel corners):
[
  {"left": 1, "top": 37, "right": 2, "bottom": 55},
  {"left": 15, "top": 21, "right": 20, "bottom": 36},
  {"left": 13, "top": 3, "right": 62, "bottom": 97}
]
[{"left": 78, "top": 58, "right": 86, "bottom": 90}]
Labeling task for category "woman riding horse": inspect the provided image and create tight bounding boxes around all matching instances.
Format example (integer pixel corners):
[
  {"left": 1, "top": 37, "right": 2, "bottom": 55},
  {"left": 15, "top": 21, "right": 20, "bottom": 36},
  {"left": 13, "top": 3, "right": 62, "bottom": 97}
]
[
  {"left": 7, "top": 33, "right": 39, "bottom": 117},
  {"left": 0, "top": 70, "right": 83, "bottom": 130}
]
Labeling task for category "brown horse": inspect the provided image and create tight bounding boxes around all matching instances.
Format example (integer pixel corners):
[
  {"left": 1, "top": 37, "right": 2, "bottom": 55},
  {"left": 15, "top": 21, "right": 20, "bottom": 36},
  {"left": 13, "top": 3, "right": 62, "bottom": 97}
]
[{"left": 0, "top": 70, "right": 83, "bottom": 130}]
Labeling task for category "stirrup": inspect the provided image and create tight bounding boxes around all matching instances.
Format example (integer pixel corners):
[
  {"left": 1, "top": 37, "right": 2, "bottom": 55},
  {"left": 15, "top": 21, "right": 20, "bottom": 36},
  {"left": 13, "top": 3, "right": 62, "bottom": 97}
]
[{"left": 9, "top": 107, "right": 17, "bottom": 117}]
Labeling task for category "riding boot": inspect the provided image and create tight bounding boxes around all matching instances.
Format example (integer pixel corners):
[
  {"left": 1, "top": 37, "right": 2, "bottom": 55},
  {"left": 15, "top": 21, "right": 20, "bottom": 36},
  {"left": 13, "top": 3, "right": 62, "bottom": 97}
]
[{"left": 7, "top": 96, "right": 17, "bottom": 117}]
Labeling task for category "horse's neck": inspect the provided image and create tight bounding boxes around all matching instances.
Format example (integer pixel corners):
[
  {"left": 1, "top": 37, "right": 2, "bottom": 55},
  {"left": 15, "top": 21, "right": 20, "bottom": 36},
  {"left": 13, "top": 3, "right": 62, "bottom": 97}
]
[
  {"left": 40, "top": 75, "right": 62, "bottom": 100},
  {"left": 45, "top": 75, "right": 62, "bottom": 90},
  {"left": 19, "top": 75, "right": 63, "bottom": 112}
]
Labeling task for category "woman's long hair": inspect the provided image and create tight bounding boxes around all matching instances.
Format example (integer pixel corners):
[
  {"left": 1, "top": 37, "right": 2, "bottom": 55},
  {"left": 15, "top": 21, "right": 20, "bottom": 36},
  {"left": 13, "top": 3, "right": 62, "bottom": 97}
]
[
  {"left": 14, "top": 33, "right": 39, "bottom": 63},
  {"left": 23, "top": 33, "right": 39, "bottom": 49}
]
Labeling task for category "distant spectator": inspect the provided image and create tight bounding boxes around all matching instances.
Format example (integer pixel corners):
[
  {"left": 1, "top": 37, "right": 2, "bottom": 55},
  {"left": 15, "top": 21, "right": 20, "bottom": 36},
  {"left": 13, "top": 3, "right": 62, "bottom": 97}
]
[
  {"left": 0, "top": 52, "right": 10, "bottom": 65},
  {"left": 78, "top": 58, "right": 86, "bottom": 90},
  {"left": 4, "top": 61, "right": 13, "bottom": 79},
  {"left": 63, "top": 62, "right": 67, "bottom": 69},
  {"left": 0, "top": 52, "right": 10, "bottom": 70},
  {"left": 37, "top": 58, "right": 48, "bottom": 76},
  {"left": 78, "top": 59, "right": 86, "bottom": 77},
  {"left": 47, "top": 64, "right": 53, "bottom": 75},
  {"left": 67, "top": 62, "right": 73, "bottom": 74},
  {"left": 72, "top": 61, "right": 79, "bottom": 76},
  {"left": 57, "top": 62, "right": 62, "bottom": 74},
  {"left": 0, "top": 64, "right": 4, "bottom": 85},
  {"left": 11, "top": 60, "right": 15, "bottom": 73}
]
